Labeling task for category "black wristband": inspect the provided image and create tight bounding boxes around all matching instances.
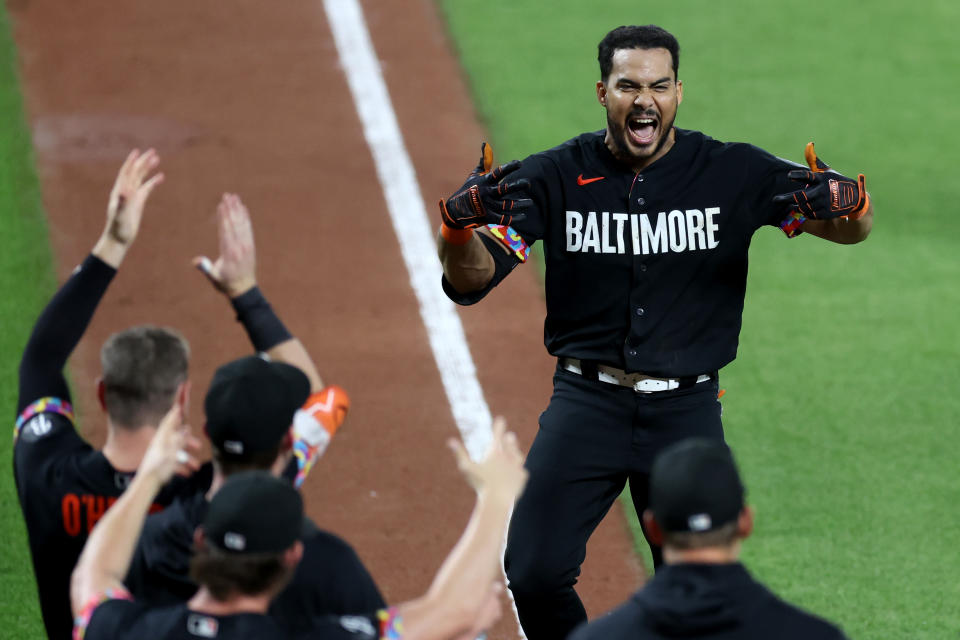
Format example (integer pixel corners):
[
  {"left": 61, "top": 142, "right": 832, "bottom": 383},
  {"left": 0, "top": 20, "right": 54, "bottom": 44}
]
[{"left": 230, "top": 286, "right": 293, "bottom": 353}]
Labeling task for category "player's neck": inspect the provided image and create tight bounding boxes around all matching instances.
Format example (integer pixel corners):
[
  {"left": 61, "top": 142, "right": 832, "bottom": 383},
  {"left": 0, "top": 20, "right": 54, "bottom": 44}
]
[
  {"left": 662, "top": 542, "right": 741, "bottom": 565},
  {"left": 101, "top": 421, "right": 157, "bottom": 473},
  {"left": 189, "top": 587, "right": 272, "bottom": 616}
]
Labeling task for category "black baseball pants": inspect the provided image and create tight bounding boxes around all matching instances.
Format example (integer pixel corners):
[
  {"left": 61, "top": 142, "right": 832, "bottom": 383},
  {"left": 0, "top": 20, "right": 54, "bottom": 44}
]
[{"left": 504, "top": 366, "right": 723, "bottom": 640}]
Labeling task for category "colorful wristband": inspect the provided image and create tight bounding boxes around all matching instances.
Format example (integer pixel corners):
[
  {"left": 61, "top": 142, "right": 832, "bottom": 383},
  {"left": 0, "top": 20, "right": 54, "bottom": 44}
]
[
  {"left": 440, "top": 223, "right": 474, "bottom": 245},
  {"left": 292, "top": 386, "right": 349, "bottom": 489},
  {"left": 779, "top": 211, "right": 806, "bottom": 239}
]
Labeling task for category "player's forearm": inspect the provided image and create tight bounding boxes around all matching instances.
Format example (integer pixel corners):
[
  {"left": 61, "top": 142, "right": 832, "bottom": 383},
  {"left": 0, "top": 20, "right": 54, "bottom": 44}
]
[
  {"left": 437, "top": 229, "right": 496, "bottom": 294},
  {"left": 399, "top": 490, "right": 514, "bottom": 640},
  {"left": 230, "top": 286, "right": 323, "bottom": 390},
  {"left": 18, "top": 254, "right": 116, "bottom": 413},
  {"left": 70, "top": 469, "right": 163, "bottom": 616},
  {"left": 801, "top": 197, "right": 873, "bottom": 244}
]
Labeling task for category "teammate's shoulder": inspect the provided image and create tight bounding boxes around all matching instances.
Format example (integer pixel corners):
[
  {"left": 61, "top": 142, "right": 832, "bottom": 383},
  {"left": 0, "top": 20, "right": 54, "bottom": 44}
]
[
  {"left": 14, "top": 396, "right": 80, "bottom": 446},
  {"left": 761, "top": 594, "right": 849, "bottom": 638},
  {"left": 301, "top": 517, "right": 358, "bottom": 552}
]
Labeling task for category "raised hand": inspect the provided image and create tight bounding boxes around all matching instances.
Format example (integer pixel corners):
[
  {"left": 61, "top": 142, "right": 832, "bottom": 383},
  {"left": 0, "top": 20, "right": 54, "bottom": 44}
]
[
  {"left": 193, "top": 193, "right": 257, "bottom": 297},
  {"left": 93, "top": 149, "right": 164, "bottom": 267},
  {"left": 448, "top": 416, "right": 528, "bottom": 502},
  {"left": 772, "top": 142, "right": 869, "bottom": 221},
  {"left": 439, "top": 142, "right": 532, "bottom": 229},
  {"left": 138, "top": 404, "right": 202, "bottom": 486}
]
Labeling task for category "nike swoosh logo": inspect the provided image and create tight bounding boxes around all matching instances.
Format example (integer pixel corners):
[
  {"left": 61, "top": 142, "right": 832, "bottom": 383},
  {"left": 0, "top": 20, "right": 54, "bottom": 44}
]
[{"left": 577, "top": 174, "right": 605, "bottom": 186}]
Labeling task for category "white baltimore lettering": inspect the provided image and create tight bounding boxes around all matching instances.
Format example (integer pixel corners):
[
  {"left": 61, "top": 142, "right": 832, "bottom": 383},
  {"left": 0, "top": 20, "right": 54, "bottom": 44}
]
[
  {"left": 564, "top": 207, "right": 721, "bottom": 255},
  {"left": 566, "top": 210, "right": 584, "bottom": 251},
  {"left": 601, "top": 212, "right": 616, "bottom": 254},
  {"left": 582, "top": 211, "right": 601, "bottom": 253},
  {"left": 612, "top": 213, "right": 628, "bottom": 254}
]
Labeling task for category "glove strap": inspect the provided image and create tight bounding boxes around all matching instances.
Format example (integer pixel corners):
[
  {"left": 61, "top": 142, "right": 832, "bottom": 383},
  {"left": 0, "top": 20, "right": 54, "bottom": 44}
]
[{"left": 440, "top": 223, "right": 473, "bottom": 245}]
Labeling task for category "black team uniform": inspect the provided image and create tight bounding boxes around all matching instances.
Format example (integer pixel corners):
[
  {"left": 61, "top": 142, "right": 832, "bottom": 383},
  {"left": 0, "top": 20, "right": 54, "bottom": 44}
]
[
  {"left": 125, "top": 492, "right": 385, "bottom": 634},
  {"left": 444, "top": 129, "right": 807, "bottom": 639},
  {"left": 14, "top": 255, "right": 212, "bottom": 640}
]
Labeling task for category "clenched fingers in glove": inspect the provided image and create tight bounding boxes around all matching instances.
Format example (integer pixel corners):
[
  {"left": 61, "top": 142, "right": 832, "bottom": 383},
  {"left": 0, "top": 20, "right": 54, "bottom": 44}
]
[
  {"left": 439, "top": 142, "right": 532, "bottom": 230},
  {"left": 772, "top": 142, "right": 870, "bottom": 221}
]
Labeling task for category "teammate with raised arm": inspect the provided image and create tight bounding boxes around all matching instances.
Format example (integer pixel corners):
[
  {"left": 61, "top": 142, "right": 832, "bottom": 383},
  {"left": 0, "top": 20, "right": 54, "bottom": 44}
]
[
  {"left": 71, "top": 411, "right": 528, "bottom": 640},
  {"left": 12, "top": 150, "right": 213, "bottom": 640},
  {"left": 125, "top": 194, "right": 381, "bottom": 632},
  {"left": 437, "top": 25, "right": 873, "bottom": 640}
]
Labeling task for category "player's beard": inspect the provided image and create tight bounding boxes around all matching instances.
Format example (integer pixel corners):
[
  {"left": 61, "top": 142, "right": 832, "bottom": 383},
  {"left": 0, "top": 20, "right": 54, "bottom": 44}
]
[{"left": 606, "top": 108, "right": 676, "bottom": 167}]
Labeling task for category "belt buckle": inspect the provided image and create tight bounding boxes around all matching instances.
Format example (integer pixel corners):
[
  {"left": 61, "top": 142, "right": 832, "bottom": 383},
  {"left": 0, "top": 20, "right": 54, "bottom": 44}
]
[{"left": 633, "top": 378, "right": 671, "bottom": 393}]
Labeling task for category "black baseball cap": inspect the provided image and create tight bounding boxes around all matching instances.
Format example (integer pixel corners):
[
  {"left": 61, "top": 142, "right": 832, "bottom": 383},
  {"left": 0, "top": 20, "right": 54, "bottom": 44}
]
[
  {"left": 204, "top": 355, "right": 310, "bottom": 457},
  {"left": 203, "top": 471, "right": 303, "bottom": 553},
  {"left": 649, "top": 438, "right": 745, "bottom": 533}
]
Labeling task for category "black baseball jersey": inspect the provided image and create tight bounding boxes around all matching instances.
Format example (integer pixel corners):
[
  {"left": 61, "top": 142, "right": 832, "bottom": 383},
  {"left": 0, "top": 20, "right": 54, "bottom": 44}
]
[
  {"left": 568, "top": 563, "right": 848, "bottom": 640},
  {"left": 443, "top": 129, "right": 801, "bottom": 377},
  {"left": 13, "top": 254, "right": 212, "bottom": 640},
  {"left": 125, "top": 491, "right": 386, "bottom": 635},
  {"left": 77, "top": 597, "right": 386, "bottom": 639}
]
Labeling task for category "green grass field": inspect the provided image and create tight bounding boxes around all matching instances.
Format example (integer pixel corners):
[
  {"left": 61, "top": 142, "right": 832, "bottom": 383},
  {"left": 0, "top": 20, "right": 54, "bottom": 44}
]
[
  {"left": 441, "top": 1, "right": 959, "bottom": 638},
  {"left": 2, "top": 2, "right": 957, "bottom": 638},
  {"left": 0, "top": 2, "right": 55, "bottom": 636}
]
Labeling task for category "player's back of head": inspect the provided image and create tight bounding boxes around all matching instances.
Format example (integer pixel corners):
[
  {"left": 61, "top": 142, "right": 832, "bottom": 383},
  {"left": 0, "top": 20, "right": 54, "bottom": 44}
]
[
  {"left": 190, "top": 471, "right": 304, "bottom": 601},
  {"left": 100, "top": 325, "right": 190, "bottom": 429},
  {"left": 204, "top": 355, "right": 310, "bottom": 476}
]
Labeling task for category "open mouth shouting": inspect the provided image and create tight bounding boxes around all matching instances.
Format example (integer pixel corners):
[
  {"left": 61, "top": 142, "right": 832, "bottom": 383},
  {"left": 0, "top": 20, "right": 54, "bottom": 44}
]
[{"left": 627, "top": 112, "right": 659, "bottom": 147}]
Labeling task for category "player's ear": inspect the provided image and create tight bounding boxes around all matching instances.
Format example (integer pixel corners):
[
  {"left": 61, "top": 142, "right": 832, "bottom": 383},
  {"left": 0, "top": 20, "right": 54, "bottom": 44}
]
[
  {"left": 96, "top": 378, "right": 107, "bottom": 412},
  {"left": 177, "top": 381, "right": 191, "bottom": 413},
  {"left": 737, "top": 505, "right": 754, "bottom": 540},
  {"left": 283, "top": 540, "right": 304, "bottom": 568},
  {"left": 676, "top": 79, "right": 683, "bottom": 105},
  {"left": 642, "top": 509, "right": 663, "bottom": 546},
  {"left": 596, "top": 80, "right": 607, "bottom": 107}
]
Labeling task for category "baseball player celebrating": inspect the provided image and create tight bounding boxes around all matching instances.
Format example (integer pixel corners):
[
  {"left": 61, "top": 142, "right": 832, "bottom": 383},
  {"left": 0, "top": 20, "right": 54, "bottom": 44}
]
[{"left": 437, "top": 25, "right": 873, "bottom": 640}]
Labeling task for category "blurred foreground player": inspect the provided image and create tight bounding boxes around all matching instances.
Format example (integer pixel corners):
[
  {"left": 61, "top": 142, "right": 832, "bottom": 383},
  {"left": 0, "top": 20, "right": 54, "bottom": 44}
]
[
  {"left": 71, "top": 409, "right": 528, "bottom": 640},
  {"left": 569, "top": 439, "right": 848, "bottom": 640},
  {"left": 125, "top": 194, "right": 382, "bottom": 630}
]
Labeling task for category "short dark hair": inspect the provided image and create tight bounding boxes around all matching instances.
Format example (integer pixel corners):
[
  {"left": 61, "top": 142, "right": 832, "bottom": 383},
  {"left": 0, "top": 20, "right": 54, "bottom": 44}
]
[
  {"left": 661, "top": 519, "right": 739, "bottom": 550},
  {"left": 100, "top": 326, "right": 190, "bottom": 429},
  {"left": 211, "top": 444, "right": 284, "bottom": 477},
  {"left": 598, "top": 25, "right": 680, "bottom": 81},
  {"left": 189, "top": 544, "right": 293, "bottom": 600}
]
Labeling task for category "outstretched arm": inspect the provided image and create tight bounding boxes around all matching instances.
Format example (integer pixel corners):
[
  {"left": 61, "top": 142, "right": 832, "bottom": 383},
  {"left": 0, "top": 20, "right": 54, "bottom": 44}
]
[
  {"left": 17, "top": 150, "right": 163, "bottom": 415},
  {"left": 392, "top": 417, "right": 528, "bottom": 640},
  {"left": 774, "top": 142, "right": 873, "bottom": 245},
  {"left": 437, "top": 143, "right": 530, "bottom": 294},
  {"left": 195, "top": 194, "right": 347, "bottom": 488},
  {"left": 194, "top": 193, "right": 323, "bottom": 390},
  {"left": 801, "top": 201, "right": 873, "bottom": 244}
]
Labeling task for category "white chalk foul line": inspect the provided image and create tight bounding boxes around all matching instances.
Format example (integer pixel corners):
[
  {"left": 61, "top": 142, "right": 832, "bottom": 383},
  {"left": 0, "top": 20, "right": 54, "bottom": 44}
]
[
  {"left": 321, "top": 1, "right": 525, "bottom": 637},
  {"left": 321, "top": 0, "right": 491, "bottom": 460}
]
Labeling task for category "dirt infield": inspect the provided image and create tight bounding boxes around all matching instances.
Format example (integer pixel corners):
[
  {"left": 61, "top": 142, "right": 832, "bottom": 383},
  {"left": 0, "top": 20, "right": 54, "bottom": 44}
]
[{"left": 10, "top": 0, "right": 642, "bottom": 636}]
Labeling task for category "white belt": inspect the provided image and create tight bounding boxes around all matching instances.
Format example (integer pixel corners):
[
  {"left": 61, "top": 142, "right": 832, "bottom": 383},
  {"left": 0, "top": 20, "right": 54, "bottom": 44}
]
[{"left": 561, "top": 358, "right": 711, "bottom": 393}]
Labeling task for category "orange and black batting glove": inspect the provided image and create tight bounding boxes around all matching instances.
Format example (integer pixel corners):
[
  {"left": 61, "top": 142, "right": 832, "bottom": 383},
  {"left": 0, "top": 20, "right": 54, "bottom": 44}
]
[
  {"left": 772, "top": 142, "right": 870, "bottom": 221},
  {"left": 438, "top": 142, "right": 532, "bottom": 235}
]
